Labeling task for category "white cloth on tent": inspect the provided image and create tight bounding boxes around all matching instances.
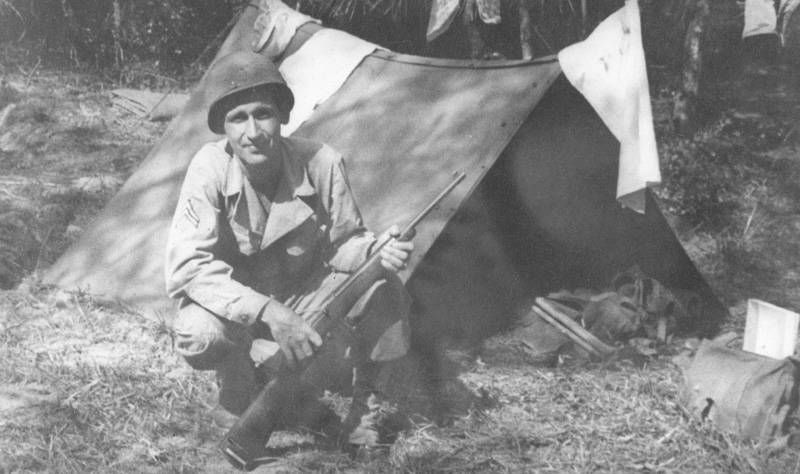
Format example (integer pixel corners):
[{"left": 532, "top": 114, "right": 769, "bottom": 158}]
[
  {"left": 743, "top": 0, "right": 778, "bottom": 38},
  {"left": 427, "top": 0, "right": 461, "bottom": 42},
  {"left": 252, "top": 0, "right": 320, "bottom": 59},
  {"left": 427, "top": 0, "right": 501, "bottom": 42},
  {"left": 557, "top": 0, "right": 660, "bottom": 214},
  {"left": 279, "top": 29, "right": 380, "bottom": 136},
  {"left": 474, "top": 0, "right": 502, "bottom": 25},
  {"left": 779, "top": 0, "right": 800, "bottom": 43}
]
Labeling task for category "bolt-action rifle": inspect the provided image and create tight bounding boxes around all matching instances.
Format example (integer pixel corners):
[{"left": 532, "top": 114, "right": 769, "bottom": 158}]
[{"left": 220, "top": 172, "right": 465, "bottom": 471}]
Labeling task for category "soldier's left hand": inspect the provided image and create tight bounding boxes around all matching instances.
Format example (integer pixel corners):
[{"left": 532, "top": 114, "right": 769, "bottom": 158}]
[{"left": 378, "top": 224, "right": 414, "bottom": 273}]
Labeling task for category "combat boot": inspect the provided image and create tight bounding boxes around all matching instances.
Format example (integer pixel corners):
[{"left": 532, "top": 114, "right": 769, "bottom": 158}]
[{"left": 340, "top": 392, "right": 409, "bottom": 456}]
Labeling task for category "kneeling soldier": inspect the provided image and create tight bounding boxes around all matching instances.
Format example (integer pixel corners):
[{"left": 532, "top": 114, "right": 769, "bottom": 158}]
[{"left": 165, "top": 51, "right": 414, "bottom": 452}]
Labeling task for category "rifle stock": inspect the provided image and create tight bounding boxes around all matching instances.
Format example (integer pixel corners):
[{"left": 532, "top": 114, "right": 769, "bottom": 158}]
[{"left": 220, "top": 172, "right": 465, "bottom": 470}]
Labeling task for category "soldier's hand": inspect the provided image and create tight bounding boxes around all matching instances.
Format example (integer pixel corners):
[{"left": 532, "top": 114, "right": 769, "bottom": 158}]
[
  {"left": 259, "top": 301, "right": 322, "bottom": 368},
  {"left": 378, "top": 224, "right": 414, "bottom": 273}
]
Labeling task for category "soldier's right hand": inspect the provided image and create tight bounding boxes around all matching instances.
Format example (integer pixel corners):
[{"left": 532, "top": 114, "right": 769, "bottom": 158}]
[{"left": 259, "top": 301, "right": 322, "bottom": 368}]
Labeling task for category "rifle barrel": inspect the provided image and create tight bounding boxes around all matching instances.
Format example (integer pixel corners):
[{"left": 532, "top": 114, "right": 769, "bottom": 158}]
[
  {"left": 400, "top": 171, "right": 466, "bottom": 238},
  {"left": 329, "top": 171, "right": 466, "bottom": 302}
]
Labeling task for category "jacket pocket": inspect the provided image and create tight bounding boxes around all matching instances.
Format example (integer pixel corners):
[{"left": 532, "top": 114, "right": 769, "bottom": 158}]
[{"left": 282, "top": 216, "right": 325, "bottom": 277}]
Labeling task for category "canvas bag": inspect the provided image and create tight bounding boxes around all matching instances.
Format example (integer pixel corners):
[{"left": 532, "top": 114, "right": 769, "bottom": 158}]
[{"left": 682, "top": 338, "right": 800, "bottom": 441}]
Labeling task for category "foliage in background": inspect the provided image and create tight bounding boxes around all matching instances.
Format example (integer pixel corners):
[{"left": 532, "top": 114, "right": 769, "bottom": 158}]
[
  {"left": 658, "top": 107, "right": 796, "bottom": 230},
  {"left": 0, "top": 0, "right": 740, "bottom": 68},
  {"left": 653, "top": 59, "right": 800, "bottom": 309},
  {"left": 293, "top": 0, "right": 429, "bottom": 53},
  {"left": 0, "top": 0, "right": 242, "bottom": 70}
]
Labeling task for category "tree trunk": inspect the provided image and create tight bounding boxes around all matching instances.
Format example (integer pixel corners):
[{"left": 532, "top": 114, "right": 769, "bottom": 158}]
[
  {"left": 673, "top": 0, "right": 709, "bottom": 135},
  {"left": 111, "top": 0, "right": 124, "bottom": 66},
  {"left": 519, "top": 1, "right": 534, "bottom": 59},
  {"left": 463, "top": 0, "right": 486, "bottom": 59},
  {"left": 580, "top": 0, "right": 588, "bottom": 38},
  {"left": 57, "top": 0, "right": 79, "bottom": 62}
]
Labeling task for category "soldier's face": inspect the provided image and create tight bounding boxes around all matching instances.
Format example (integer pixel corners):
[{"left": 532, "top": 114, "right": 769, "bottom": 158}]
[{"left": 223, "top": 97, "right": 282, "bottom": 170}]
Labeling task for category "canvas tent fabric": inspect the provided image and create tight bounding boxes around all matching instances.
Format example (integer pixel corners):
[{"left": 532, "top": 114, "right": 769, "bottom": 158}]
[{"left": 43, "top": 3, "right": 727, "bottom": 338}]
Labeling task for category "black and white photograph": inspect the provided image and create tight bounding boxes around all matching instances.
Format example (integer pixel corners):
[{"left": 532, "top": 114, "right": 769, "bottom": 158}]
[{"left": 2, "top": 0, "right": 800, "bottom": 472}]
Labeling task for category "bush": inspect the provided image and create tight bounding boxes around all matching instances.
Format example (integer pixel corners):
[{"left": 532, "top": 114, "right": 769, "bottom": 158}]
[
  {"left": 1, "top": 0, "right": 241, "bottom": 69},
  {"left": 657, "top": 135, "right": 739, "bottom": 228},
  {"left": 656, "top": 109, "right": 795, "bottom": 232}
]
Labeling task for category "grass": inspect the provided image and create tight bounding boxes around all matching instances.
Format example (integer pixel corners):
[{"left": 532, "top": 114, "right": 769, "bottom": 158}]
[
  {"left": 0, "top": 287, "right": 221, "bottom": 473},
  {"left": 2, "top": 43, "right": 800, "bottom": 473},
  {"left": 4, "top": 288, "right": 800, "bottom": 472}
]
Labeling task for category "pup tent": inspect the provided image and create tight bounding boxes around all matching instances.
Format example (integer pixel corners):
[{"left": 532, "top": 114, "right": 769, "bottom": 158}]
[{"left": 44, "top": 2, "right": 727, "bottom": 359}]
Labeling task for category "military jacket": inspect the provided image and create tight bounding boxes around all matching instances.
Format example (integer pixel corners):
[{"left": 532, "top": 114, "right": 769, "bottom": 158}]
[{"left": 165, "top": 136, "right": 375, "bottom": 325}]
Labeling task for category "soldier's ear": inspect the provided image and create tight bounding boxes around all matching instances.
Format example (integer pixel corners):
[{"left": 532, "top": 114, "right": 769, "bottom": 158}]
[{"left": 278, "top": 98, "right": 291, "bottom": 124}]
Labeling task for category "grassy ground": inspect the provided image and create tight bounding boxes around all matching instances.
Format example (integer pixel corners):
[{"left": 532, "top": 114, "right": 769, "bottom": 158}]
[{"left": 3, "top": 40, "right": 800, "bottom": 472}]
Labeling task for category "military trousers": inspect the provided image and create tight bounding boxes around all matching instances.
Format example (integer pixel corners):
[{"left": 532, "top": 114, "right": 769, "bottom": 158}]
[{"left": 172, "top": 270, "right": 410, "bottom": 415}]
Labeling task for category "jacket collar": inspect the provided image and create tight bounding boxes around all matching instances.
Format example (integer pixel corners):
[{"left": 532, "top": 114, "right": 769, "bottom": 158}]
[
  {"left": 222, "top": 139, "right": 315, "bottom": 199},
  {"left": 222, "top": 138, "right": 316, "bottom": 251}
]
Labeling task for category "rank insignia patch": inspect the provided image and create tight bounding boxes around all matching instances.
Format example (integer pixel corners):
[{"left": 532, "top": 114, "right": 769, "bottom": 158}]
[{"left": 183, "top": 199, "right": 200, "bottom": 228}]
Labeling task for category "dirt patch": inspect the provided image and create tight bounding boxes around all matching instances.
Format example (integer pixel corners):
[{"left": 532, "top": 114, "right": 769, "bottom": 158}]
[{"left": 0, "top": 384, "right": 58, "bottom": 414}]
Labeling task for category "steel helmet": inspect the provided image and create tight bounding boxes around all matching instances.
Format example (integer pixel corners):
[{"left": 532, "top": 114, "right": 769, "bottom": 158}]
[{"left": 204, "top": 51, "right": 294, "bottom": 134}]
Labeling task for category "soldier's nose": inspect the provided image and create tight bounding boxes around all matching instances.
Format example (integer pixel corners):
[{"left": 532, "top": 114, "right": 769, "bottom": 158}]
[{"left": 244, "top": 116, "right": 258, "bottom": 136}]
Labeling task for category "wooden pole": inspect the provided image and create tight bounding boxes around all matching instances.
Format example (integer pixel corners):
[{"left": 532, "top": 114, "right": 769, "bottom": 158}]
[
  {"left": 535, "top": 298, "right": 617, "bottom": 356},
  {"left": 531, "top": 306, "right": 602, "bottom": 358}
]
